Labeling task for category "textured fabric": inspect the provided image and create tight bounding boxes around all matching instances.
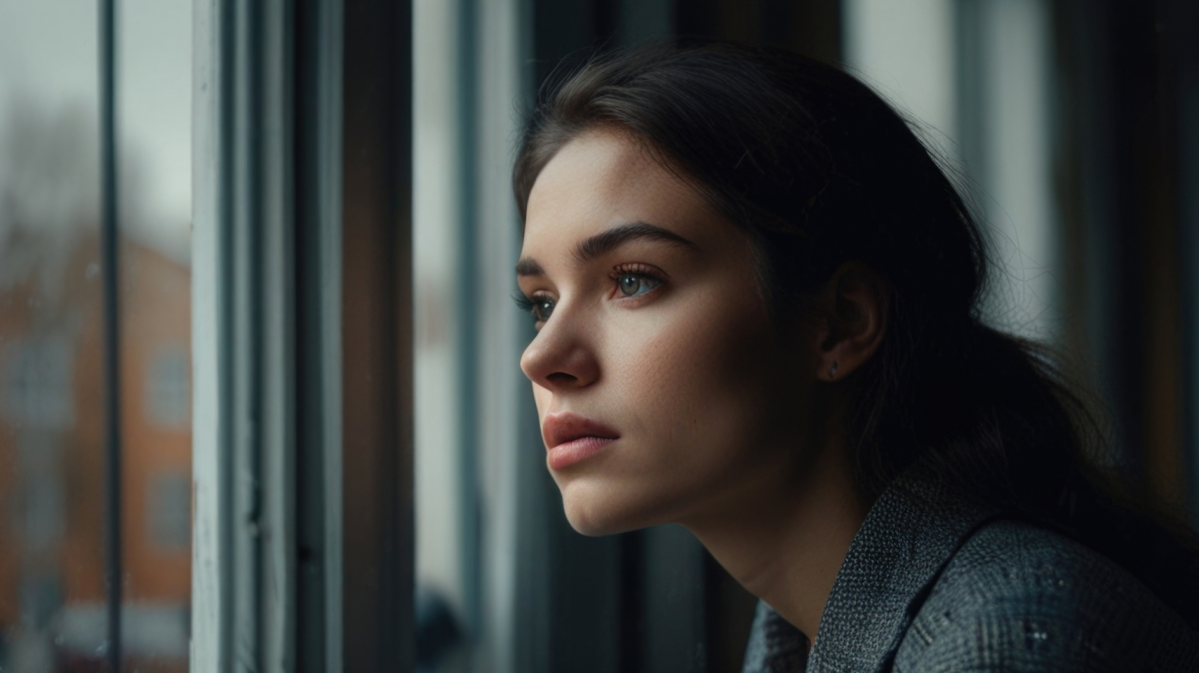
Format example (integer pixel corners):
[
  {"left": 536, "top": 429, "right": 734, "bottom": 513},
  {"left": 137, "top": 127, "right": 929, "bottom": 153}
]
[
  {"left": 741, "top": 469, "right": 1199, "bottom": 673},
  {"left": 742, "top": 600, "right": 808, "bottom": 673}
]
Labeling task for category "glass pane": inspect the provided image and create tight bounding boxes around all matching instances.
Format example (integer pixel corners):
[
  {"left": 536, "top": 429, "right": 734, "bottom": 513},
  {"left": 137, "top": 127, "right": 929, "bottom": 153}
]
[
  {"left": 118, "top": 1, "right": 192, "bottom": 671},
  {"left": 0, "top": 3, "right": 106, "bottom": 670},
  {"left": 0, "top": 2, "right": 192, "bottom": 671}
]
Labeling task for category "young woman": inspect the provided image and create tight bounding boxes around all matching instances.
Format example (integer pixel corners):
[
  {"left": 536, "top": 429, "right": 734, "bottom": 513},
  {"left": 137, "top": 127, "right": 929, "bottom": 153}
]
[{"left": 512, "top": 42, "right": 1199, "bottom": 671}]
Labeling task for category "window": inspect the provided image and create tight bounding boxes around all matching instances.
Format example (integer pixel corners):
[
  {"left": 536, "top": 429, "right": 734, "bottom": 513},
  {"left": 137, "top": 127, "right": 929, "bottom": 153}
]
[
  {"left": 0, "top": 1, "right": 192, "bottom": 671},
  {"left": 145, "top": 345, "right": 190, "bottom": 428},
  {"left": 1, "top": 337, "right": 75, "bottom": 429},
  {"left": 147, "top": 471, "right": 190, "bottom": 550}
]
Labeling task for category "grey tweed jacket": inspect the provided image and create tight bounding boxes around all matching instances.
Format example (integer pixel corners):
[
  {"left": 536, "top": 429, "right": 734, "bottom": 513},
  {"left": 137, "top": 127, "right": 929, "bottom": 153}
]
[{"left": 741, "top": 469, "right": 1199, "bottom": 672}]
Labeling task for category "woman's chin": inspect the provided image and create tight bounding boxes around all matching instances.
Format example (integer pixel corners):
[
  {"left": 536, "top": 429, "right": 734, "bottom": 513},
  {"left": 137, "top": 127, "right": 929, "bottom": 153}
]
[
  {"left": 562, "top": 500, "right": 627, "bottom": 536},
  {"left": 560, "top": 491, "right": 657, "bottom": 537}
]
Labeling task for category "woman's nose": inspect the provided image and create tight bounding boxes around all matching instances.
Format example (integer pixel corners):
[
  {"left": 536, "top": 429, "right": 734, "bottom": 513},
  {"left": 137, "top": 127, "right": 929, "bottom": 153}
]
[{"left": 519, "top": 313, "right": 600, "bottom": 392}]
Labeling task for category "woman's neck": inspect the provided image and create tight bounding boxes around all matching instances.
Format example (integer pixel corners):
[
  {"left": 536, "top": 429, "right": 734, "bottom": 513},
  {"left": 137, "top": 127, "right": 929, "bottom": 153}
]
[{"left": 680, "top": 436, "right": 868, "bottom": 644}]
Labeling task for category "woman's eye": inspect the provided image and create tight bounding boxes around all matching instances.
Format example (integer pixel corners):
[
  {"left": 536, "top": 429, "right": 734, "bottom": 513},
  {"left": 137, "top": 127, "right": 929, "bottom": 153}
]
[
  {"left": 514, "top": 292, "right": 555, "bottom": 323},
  {"left": 616, "top": 273, "right": 661, "bottom": 298},
  {"left": 531, "top": 297, "right": 555, "bottom": 322}
]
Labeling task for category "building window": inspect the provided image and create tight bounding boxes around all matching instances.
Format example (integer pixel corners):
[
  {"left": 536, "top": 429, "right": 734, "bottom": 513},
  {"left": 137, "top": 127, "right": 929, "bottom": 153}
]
[
  {"left": 0, "top": 337, "right": 74, "bottom": 430},
  {"left": 145, "top": 344, "right": 189, "bottom": 428},
  {"left": 147, "top": 471, "right": 190, "bottom": 551}
]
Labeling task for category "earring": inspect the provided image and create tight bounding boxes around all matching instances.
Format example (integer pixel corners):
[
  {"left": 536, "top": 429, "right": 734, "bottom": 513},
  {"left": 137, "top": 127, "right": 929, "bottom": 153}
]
[{"left": 829, "top": 361, "right": 838, "bottom": 380}]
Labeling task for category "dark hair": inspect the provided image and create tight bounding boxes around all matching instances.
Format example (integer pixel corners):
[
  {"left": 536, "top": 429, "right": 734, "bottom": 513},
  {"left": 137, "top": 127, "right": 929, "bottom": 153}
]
[{"left": 513, "top": 41, "right": 1199, "bottom": 621}]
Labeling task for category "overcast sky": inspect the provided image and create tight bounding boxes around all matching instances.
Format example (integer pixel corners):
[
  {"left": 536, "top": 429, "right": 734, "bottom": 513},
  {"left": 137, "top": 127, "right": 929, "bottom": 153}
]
[{"left": 0, "top": 0, "right": 191, "bottom": 248}]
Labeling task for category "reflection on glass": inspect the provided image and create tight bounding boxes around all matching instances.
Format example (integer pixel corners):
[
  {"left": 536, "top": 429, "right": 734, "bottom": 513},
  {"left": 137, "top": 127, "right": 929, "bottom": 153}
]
[{"left": 0, "top": 1, "right": 192, "bottom": 670}]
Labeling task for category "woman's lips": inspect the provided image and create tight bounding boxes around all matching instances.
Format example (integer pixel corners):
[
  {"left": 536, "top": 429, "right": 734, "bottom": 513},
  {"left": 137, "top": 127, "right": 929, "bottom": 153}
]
[{"left": 542, "top": 412, "right": 620, "bottom": 470}]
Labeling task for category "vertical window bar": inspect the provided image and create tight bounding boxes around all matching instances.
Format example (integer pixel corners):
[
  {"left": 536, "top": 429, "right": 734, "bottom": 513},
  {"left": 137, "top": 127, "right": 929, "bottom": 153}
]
[
  {"left": 98, "top": 0, "right": 123, "bottom": 670},
  {"left": 232, "top": 0, "right": 264, "bottom": 669},
  {"left": 294, "top": 0, "right": 343, "bottom": 668},
  {"left": 193, "top": 0, "right": 239, "bottom": 668},
  {"left": 195, "top": 1, "right": 300, "bottom": 668},
  {"left": 456, "top": 0, "right": 482, "bottom": 643},
  {"left": 218, "top": 0, "right": 238, "bottom": 664},
  {"left": 260, "top": 0, "right": 299, "bottom": 668}
]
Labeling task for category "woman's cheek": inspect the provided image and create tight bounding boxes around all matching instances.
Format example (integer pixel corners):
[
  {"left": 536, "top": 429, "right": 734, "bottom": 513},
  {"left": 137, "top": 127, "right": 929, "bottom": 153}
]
[{"left": 621, "top": 302, "right": 767, "bottom": 459}]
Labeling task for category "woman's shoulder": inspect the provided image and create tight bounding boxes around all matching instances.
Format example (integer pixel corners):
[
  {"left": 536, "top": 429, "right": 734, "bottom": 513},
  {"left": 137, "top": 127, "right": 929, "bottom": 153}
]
[{"left": 894, "top": 518, "right": 1199, "bottom": 672}]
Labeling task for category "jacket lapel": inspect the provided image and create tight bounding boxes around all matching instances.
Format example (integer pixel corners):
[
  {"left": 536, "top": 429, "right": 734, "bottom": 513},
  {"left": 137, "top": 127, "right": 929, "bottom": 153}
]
[
  {"left": 741, "top": 468, "right": 999, "bottom": 673},
  {"left": 806, "top": 469, "right": 999, "bottom": 672}
]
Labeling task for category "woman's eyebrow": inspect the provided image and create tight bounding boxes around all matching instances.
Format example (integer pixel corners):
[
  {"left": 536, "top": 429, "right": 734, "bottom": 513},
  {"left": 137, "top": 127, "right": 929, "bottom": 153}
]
[
  {"left": 515, "top": 221, "right": 697, "bottom": 277},
  {"left": 515, "top": 257, "right": 545, "bottom": 277},
  {"left": 574, "top": 221, "right": 697, "bottom": 262}
]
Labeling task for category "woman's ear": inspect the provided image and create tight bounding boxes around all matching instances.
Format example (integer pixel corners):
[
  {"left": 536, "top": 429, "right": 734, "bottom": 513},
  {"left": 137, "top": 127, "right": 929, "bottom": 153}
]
[{"left": 812, "top": 263, "right": 886, "bottom": 382}]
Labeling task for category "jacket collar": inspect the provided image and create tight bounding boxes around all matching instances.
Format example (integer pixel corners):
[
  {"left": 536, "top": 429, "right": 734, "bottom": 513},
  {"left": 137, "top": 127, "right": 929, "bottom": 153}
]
[{"left": 743, "top": 467, "right": 1000, "bottom": 673}]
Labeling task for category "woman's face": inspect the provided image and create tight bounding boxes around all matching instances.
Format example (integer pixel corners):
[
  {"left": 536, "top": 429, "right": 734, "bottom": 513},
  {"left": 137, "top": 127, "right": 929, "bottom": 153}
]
[{"left": 518, "top": 129, "right": 818, "bottom": 536}]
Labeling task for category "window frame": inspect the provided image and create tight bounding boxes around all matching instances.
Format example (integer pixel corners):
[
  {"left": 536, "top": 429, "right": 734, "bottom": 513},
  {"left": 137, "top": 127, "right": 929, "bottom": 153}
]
[{"left": 191, "top": 1, "right": 414, "bottom": 670}]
